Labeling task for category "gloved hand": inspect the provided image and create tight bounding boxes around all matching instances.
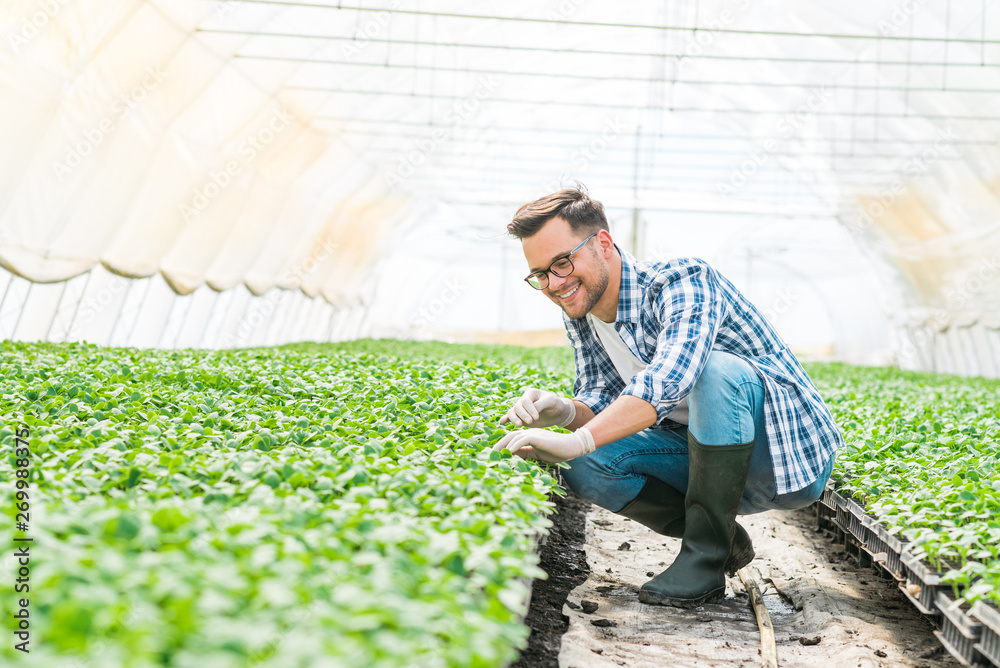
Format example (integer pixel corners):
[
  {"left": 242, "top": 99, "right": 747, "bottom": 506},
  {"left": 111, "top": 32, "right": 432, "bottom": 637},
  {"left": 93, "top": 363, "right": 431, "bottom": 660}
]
[
  {"left": 499, "top": 388, "right": 576, "bottom": 428},
  {"left": 492, "top": 427, "right": 596, "bottom": 464}
]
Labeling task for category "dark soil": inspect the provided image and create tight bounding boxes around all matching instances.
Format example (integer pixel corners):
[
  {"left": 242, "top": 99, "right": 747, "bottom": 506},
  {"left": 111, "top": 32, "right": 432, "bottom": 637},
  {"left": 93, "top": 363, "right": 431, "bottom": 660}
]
[{"left": 510, "top": 491, "right": 591, "bottom": 668}]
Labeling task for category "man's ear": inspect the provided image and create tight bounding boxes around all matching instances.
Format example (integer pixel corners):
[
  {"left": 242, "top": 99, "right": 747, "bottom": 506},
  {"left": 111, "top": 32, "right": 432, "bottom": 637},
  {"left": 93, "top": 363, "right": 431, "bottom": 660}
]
[{"left": 597, "top": 230, "right": 615, "bottom": 258}]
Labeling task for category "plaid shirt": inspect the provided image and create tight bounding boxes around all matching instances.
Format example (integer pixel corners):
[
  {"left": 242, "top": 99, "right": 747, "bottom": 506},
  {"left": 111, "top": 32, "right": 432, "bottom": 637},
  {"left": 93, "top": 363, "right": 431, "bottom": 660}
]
[{"left": 565, "top": 245, "right": 844, "bottom": 495}]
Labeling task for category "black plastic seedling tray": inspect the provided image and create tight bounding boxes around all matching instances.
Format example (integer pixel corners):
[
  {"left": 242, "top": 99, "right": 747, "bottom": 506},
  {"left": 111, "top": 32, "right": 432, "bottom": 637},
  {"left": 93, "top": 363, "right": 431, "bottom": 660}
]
[
  {"left": 936, "top": 592, "right": 989, "bottom": 667},
  {"left": 972, "top": 601, "right": 1000, "bottom": 668},
  {"left": 833, "top": 490, "right": 851, "bottom": 534},
  {"left": 860, "top": 515, "right": 896, "bottom": 580},
  {"left": 845, "top": 498, "right": 873, "bottom": 548},
  {"left": 811, "top": 489, "right": 999, "bottom": 668},
  {"left": 876, "top": 523, "right": 908, "bottom": 581},
  {"left": 817, "top": 489, "right": 836, "bottom": 532},
  {"left": 900, "top": 551, "right": 949, "bottom": 616}
]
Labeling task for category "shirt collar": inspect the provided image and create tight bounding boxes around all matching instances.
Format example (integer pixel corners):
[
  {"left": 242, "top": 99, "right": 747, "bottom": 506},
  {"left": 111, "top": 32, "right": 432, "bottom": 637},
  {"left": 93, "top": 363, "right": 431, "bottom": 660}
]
[{"left": 614, "top": 243, "right": 642, "bottom": 325}]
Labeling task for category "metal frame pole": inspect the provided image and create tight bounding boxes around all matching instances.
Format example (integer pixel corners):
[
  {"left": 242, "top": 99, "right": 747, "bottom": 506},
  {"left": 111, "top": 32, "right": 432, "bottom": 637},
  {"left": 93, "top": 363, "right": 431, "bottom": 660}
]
[
  {"left": 124, "top": 278, "right": 154, "bottom": 348},
  {"left": 107, "top": 278, "right": 136, "bottom": 347},
  {"left": 0, "top": 275, "right": 19, "bottom": 341},
  {"left": 355, "top": 304, "right": 372, "bottom": 340},
  {"left": 10, "top": 281, "right": 33, "bottom": 341},
  {"left": 324, "top": 306, "right": 338, "bottom": 342},
  {"left": 262, "top": 290, "right": 288, "bottom": 347},
  {"left": 44, "top": 281, "right": 70, "bottom": 342},
  {"left": 63, "top": 271, "right": 93, "bottom": 343},
  {"left": 197, "top": 289, "right": 233, "bottom": 349},
  {"left": 228, "top": 290, "right": 256, "bottom": 349},
  {"left": 171, "top": 293, "right": 194, "bottom": 349},
  {"left": 157, "top": 291, "right": 180, "bottom": 349}
]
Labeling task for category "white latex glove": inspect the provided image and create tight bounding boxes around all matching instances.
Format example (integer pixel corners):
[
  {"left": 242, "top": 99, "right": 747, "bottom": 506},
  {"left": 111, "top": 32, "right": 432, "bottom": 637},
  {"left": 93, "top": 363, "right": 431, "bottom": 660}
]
[
  {"left": 492, "top": 427, "right": 596, "bottom": 464},
  {"left": 499, "top": 388, "right": 576, "bottom": 428}
]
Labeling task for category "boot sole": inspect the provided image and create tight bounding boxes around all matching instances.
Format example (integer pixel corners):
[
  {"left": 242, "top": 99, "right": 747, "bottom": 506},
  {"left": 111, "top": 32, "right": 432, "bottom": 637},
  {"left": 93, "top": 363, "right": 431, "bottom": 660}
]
[{"left": 638, "top": 585, "right": 726, "bottom": 608}]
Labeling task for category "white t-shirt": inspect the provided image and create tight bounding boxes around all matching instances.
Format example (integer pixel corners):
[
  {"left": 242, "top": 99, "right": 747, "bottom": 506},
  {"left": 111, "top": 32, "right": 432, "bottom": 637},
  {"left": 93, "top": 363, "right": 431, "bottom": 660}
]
[{"left": 586, "top": 313, "right": 689, "bottom": 425}]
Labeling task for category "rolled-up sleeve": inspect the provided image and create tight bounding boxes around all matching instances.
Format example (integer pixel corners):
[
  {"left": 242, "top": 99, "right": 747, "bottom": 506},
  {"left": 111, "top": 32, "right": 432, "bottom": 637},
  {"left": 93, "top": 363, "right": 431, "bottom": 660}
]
[
  {"left": 621, "top": 263, "right": 728, "bottom": 423},
  {"left": 566, "top": 317, "right": 616, "bottom": 415}
]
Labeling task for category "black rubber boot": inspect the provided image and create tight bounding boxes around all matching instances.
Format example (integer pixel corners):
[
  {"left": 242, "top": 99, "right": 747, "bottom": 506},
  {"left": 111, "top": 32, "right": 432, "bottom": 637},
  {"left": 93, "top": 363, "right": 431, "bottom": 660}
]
[
  {"left": 637, "top": 434, "right": 754, "bottom": 607},
  {"left": 615, "top": 476, "right": 686, "bottom": 536},
  {"left": 616, "top": 475, "right": 755, "bottom": 577}
]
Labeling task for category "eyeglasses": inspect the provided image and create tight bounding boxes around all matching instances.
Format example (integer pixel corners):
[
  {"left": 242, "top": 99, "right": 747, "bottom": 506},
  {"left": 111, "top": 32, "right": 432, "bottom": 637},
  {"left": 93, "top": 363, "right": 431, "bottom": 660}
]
[{"left": 524, "top": 233, "right": 597, "bottom": 290}]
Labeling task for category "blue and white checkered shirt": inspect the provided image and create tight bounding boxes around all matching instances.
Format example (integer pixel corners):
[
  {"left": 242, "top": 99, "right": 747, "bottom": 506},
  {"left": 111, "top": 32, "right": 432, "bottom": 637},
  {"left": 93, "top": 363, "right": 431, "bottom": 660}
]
[{"left": 565, "top": 245, "right": 844, "bottom": 495}]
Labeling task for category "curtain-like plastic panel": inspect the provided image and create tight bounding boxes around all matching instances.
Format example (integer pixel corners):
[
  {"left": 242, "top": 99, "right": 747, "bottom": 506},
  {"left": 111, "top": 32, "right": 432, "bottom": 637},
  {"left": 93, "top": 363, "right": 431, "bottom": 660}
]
[
  {"left": 203, "top": 129, "right": 354, "bottom": 293},
  {"left": 0, "top": 0, "right": 144, "bottom": 282},
  {"left": 853, "top": 161, "right": 1000, "bottom": 362},
  {"left": 0, "top": 0, "right": 412, "bottom": 307}
]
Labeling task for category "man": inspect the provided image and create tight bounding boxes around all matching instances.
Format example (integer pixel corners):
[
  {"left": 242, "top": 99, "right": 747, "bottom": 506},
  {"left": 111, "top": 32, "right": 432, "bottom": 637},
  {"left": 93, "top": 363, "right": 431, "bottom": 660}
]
[{"left": 493, "top": 188, "right": 843, "bottom": 608}]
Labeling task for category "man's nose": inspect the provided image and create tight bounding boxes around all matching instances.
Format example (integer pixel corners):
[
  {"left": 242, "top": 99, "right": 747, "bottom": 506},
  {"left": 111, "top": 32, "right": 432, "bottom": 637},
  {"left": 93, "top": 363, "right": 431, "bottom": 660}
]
[{"left": 547, "top": 272, "right": 571, "bottom": 293}]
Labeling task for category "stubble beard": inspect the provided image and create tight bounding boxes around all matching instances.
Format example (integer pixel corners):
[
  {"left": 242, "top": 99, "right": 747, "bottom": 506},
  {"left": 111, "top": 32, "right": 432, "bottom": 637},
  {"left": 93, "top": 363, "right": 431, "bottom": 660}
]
[{"left": 565, "top": 252, "right": 609, "bottom": 319}]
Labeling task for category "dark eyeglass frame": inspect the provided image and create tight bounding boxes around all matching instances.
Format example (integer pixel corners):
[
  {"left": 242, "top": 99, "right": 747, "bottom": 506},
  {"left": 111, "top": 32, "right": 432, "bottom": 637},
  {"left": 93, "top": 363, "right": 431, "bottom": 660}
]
[{"left": 524, "top": 233, "right": 597, "bottom": 290}]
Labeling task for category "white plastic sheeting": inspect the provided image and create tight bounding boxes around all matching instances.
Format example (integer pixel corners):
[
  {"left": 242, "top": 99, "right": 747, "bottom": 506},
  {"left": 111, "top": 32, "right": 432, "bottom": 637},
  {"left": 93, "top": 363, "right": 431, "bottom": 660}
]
[
  {"left": 1, "top": 1, "right": 998, "bottom": 374},
  {"left": 1, "top": 0, "right": 408, "bottom": 304}
]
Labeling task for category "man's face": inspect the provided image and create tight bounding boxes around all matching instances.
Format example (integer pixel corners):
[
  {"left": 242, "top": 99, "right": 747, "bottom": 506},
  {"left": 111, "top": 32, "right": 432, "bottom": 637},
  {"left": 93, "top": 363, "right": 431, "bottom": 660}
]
[{"left": 521, "top": 217, "right": 610, "bottom": 320}]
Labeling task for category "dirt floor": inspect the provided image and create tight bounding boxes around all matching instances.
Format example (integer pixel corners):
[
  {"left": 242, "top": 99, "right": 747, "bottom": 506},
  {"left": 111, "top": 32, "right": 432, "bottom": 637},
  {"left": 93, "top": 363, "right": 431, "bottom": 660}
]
[{"left": 513, "top": 493, "right": 960, "bottom": 668}]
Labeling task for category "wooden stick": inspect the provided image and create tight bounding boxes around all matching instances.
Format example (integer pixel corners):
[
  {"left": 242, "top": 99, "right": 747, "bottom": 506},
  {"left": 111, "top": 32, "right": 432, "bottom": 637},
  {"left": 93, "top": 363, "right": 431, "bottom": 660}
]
[{"left": 738, "top": 567, "right": 779, "bottom": 668}]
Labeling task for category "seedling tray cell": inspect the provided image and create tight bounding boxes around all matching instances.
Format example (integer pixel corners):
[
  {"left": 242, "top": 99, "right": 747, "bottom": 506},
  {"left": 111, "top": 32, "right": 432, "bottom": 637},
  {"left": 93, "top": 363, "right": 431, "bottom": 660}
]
[
  {"left": 971, "top": 601, "right": 1000, "bottom": 668},
  {"left": 900, "top": 551, "right": 948, "bottom": 616},
  {"left": 935, "top": 593, "right": 988, "bottom": 667}
]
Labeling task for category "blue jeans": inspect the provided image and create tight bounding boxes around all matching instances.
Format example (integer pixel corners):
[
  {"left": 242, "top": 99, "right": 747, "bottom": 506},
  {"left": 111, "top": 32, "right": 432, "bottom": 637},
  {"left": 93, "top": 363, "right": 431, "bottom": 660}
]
[{"left": 561, "top": 350, "right": 835, "bottom": 515}]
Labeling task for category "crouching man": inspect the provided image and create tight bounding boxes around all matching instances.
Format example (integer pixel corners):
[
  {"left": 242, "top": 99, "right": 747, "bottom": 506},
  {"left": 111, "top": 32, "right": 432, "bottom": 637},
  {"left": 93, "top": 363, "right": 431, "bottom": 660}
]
[{"left": 493, "top": 188, "right": 844, "bottom": 608}]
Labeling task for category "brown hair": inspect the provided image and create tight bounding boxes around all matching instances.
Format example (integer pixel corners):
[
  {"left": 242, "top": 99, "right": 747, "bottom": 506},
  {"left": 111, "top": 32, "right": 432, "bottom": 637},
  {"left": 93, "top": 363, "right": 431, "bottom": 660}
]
[{"left": 507, "top": 187, "right": 608, "bottom": 239}]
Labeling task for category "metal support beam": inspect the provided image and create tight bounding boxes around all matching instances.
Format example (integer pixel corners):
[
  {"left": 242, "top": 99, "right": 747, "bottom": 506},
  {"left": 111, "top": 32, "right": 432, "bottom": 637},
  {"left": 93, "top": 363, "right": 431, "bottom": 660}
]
[
  {"left": 107, "top": 278, "right": 136, "bottom": 347},
  {"left": 44, "top": 281, "right": 70, "bottom": 343},
  {"left": 10, "top": 281, "right": 33, "bottom": 342},
  {"left": 63, "top": 271, "right": 93, "bottom": 343}
]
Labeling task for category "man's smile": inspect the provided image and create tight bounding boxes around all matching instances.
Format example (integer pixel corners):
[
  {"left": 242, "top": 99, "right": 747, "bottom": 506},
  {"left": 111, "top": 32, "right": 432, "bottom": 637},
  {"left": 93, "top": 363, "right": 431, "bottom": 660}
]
[{"left": 557, "top": 284, "right": 581, "bottom": 300}]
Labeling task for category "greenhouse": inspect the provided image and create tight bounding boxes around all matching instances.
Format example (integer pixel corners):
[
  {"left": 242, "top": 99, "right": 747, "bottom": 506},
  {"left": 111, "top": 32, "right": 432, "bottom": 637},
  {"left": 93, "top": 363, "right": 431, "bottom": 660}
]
[{"left": 1, "top": 0, "right": 999, "bottom": 666}]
